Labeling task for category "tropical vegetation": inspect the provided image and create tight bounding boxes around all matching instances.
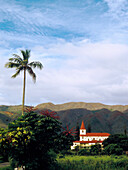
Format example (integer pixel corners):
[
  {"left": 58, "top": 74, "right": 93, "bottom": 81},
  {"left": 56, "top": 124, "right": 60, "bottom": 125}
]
[
  {"left": 5, "top": 49, "right": 43, "bottom": 115},
  {"left": 0, "top": 109, "right": 75, "bottom": 169}
]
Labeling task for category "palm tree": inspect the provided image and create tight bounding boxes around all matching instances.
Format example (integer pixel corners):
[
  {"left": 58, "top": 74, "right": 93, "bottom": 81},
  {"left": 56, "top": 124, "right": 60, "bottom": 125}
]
[{"left": 5, "top": 49, "right": 43, "bottom": 115}]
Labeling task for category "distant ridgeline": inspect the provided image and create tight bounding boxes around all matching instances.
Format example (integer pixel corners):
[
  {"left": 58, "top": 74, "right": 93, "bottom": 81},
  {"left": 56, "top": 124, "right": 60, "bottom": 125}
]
[{"left": 0, "top": 102, "right": 128, "bottom": 135}]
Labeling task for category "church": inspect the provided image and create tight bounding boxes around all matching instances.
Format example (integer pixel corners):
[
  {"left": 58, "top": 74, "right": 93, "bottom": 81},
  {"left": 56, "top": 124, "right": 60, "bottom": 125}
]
[{"left": 71, "top": 121, "right": 110, "bottom": 150}]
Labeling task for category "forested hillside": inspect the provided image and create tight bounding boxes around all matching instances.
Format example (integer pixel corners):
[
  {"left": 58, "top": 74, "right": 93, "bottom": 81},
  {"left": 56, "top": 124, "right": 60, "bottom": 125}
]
[{"left": 0, "top": 102, "right": 128, "bottom": 134}]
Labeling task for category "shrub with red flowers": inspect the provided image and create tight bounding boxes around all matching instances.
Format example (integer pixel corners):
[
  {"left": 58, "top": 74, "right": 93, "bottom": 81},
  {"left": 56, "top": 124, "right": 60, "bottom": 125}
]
[
  {"left": 56, "top": 125, "right": 77, "bottom": 153},
  {"left": 62, "top": 125, "right": 77, "bottom": 136},
  {"left": 40, "top": 110, "right": 60, "bottom": 119},
  {"left": 0, "top": 109, "right": 78, "bottom": 168},
  {"left": 0, "top": 110, "right": 62, "bottom": 170}
]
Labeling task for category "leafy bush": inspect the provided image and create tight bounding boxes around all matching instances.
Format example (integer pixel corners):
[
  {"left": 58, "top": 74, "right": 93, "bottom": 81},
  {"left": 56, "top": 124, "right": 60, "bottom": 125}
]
[
  {"left": 90, "top": 144, "right": 101, "bottom": 155},
  {"left": 0, "top": 109, "right": 76, "bottom": 169},
  {"left": 0, "top": 110, "right": 62, "bottom": 169},
  {"left": 0, "top": 128, "right": 9, "bottom": 161},
  {"left": 78, "top": 148, "right": 90, "bottom": 155},
  {"left": 103, "top": 144, "right": 123, "bottom": 155},
  {"left": 103, "top": 134, "right": 128, "bottom": 152}
]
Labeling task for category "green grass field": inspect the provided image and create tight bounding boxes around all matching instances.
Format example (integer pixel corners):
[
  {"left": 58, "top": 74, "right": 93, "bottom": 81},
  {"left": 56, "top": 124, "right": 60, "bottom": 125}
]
[
  {"left": 0, "top": 155, "right": 128, "bottom": 170},
  {"left": 57, "top": 155, "right": 128, "bottom": 170},
  {"left": 0, "top": 166, "right": 12, "bottom": 170}
]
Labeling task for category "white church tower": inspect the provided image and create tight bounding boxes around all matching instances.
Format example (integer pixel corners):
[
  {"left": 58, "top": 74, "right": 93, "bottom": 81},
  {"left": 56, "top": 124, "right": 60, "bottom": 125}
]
[{"left": 80, "top": 120, "right": 86, "bottom": 141}]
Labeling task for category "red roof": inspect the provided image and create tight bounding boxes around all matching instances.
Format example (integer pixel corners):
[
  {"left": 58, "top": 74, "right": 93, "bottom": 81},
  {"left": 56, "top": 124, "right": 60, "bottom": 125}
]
[
  {"left": 80, "top": 120, "right": 86, "bottom": 129},
  {"left": 80, "top": 133, "right": 110, "bottom": 137},
  {"left": 73, "top": 140, "right": 103, "bottom": 144}
]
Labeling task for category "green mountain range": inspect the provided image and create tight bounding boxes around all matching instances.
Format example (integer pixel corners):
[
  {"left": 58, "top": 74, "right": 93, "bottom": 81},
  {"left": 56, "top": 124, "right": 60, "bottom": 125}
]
[{"left": 0, "top": 102, "right": 128, "bottom": 135}]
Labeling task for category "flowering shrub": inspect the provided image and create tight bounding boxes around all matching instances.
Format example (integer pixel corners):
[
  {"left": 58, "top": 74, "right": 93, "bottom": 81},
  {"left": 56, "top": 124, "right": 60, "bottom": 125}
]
[
  {"left": 62, "top": 125, "right": 77, "bottom": 136},
  {"left": 55, "top": 125, "right": 76, "bottom": 153},
  {"left": 0, "top": 110, "right": 76, "bottom": 169},
  {"left": 0, "top": 128, "right": 9, "bottom": 161},
  {"left": 40, "top": 110, "right": 60, "bottom": 119},
  {"left": 0, "top": 110, "right": 62, "bottom": 169}
]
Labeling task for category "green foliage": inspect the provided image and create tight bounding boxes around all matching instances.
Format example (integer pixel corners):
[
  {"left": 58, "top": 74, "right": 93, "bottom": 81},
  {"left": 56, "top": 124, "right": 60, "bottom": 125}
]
[
  {"left": 75, "top": 122, "right": 79, "bottom": 141},
  {"left": 0, "top": 111, "right": 62, "bottom": 169},
  {"left": 103, "top": 134, "right": 128, "bottom": 152},
  {"left": 5, "top": 50, "right": 43, "bottom": 81},
  {"left": 74, "top": 145, "right": 79, "bottom": 152},
  {"left": 78, "top": 148, "right": 90, "bottom": 155},
  {"left": 0, "top": 109, "right": 77, "bottom": 169},
  {"left": 0, "top": 128, "right": 9, "bottom": 161},
  {"left": 103, "top": 144, "right": 123, "bottom": 155},
  {"left": 90, "top": 144, "right": 101, "bottom": 155},
  {"left": 57, "top": 133, "right": 75, "bottom": 154}
]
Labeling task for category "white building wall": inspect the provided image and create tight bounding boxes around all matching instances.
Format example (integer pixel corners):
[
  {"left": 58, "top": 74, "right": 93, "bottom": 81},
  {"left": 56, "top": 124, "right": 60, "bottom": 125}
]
[
  {"left": 80, "top": 136, "right": 108, "bottom": 141},
  {"left": 71, "top": 136, "right": 109, "bottom": 150},
  {"left": 80, "top": 129, "right": 86, "bottom": 135}
]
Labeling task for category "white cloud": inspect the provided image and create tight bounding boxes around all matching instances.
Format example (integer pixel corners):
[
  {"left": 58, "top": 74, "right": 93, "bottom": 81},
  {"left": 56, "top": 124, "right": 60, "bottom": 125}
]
[
  {"left": 104, "top": 0, "right": 128, "bottom": 12},
  {"left": 2, "top": 41, "right": 126, "bottom": 105},
  {"left": 1, "top": 39, "right": 128, "bottom": 106},
  {"left": 104, "top": 0, "right": 128, "bottom": 24},
  {"left": 1, "top": 0, "right": 128, "bottom": 106}
]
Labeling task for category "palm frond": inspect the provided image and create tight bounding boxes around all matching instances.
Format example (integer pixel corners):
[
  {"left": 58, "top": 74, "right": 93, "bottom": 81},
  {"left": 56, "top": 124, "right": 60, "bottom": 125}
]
[
  {"left": 12, "top": 54, "right": 21, "bottom": 59},
  {"left": 11, "top": 69, "right": 21, "bottom": 78},
  {"left": 26, "top": 66, "right": 36, "bottom": 82},
  {"left": 5, "top": 49, "right": 42, "bottom": 83},
  {"left": 9, "top": 57, "right": 22, "bottom": 64},
  {"left": 5, "top": 62, "right": 21, "bottom": 68},
  {"left": 21, "top": 49, "right": 31, "bottom": 61},
  {"left": 16, "top": 65, "right": 24, "bottom": 71},
  {"left": 28, "top": 61, "right": 43, "bottom": 69},
  {"left": 26, "top": 49, "right": 31, "bottom": 58},
  {"left": 22, "top": 60, "right": 28, "bottom": 66}
]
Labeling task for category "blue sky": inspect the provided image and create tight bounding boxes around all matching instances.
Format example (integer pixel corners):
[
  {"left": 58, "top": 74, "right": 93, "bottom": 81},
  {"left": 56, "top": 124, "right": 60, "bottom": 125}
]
[{"left": 1, "top": 0, "right": 128, "bottom": 106}]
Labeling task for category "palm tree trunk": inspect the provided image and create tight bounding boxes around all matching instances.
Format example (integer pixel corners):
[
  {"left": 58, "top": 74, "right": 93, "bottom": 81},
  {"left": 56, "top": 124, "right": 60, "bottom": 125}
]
[{"left": 22, "top": 69, "right": 26, "bottom": 115}]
